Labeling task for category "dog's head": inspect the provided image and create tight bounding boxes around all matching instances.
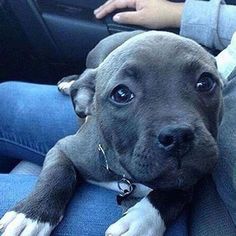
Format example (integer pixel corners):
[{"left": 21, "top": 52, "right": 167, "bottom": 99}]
[{"left": 71, "top": 31, "right": 223, "bottom": 190}]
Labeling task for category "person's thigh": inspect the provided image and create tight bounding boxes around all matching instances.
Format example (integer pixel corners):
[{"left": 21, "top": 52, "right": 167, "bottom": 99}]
[
  {"left": 0, "top": 174, "right": 122, "bottom": 236},
  {"left": 0, "top": 174, "right": 187, "bottom": 236},
  {"left": 0, "top": 82, "right": 78, "bottom": 165}
]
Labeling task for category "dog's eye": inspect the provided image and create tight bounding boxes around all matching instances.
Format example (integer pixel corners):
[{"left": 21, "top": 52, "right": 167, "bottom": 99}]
[
  {"left": 110, "top": 85, "right": 134, "bottom": 104},
  {"left": 196, "top": 73, "right": 215, "bottom": 92}
]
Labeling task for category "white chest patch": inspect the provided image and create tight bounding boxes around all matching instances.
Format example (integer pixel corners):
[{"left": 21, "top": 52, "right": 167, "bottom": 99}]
[{"left": 87, "top": 180, "right": 152, "bottom": 198}]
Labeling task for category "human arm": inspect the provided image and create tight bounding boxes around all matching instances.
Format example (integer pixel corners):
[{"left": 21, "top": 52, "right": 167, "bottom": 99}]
[
  {"left": 180, "top": 0, "right": 236, "bottom": 51},
  {"left": 94, "top": 0, "right": 236, "bottom": 51}
]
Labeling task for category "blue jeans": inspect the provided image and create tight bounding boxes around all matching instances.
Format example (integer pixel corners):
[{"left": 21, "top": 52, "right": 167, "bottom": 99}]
[{"left": 0, "top": 81, "right": 188, "bottom": 235}]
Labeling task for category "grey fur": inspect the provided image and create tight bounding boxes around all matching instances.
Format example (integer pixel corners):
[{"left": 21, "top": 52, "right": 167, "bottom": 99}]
[
  {"left": 2, "top": 31, "right": 223, "bottom": 234},
  {"left": 64, "top": 31, "right": 223, "bottom": 189}
]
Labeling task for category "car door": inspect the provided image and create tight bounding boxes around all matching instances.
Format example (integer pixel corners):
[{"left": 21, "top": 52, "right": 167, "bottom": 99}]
[{"left": 3, "top": 0, "right": 146, "bottom": 66}]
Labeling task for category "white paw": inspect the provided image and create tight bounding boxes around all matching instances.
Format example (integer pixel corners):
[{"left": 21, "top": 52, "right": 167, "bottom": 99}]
[
  {"left": 105, "top": 198, "right": 165, "bottom": 236},
  {"left": 0, "top": 211, "right": 56, "bottom": 236},
  {"left": 58, "top": 80, "right": 75, "bottom": 94}
]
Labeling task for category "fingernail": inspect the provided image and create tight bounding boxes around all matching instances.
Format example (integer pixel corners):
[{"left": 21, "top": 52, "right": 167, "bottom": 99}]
[
  {"left": 113, "top": 14, "right": 120, "bottom": 22},
  {"left": 95, "top": 13, "right": 102, "bottom": 19},
  {"left": 94, "top": 9, "right": 99, "bottom": 14}
]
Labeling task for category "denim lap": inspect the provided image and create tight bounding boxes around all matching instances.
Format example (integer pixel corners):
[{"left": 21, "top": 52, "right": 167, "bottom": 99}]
[{"left": 0, "top": 82, "right": 78, "bottom": 165}]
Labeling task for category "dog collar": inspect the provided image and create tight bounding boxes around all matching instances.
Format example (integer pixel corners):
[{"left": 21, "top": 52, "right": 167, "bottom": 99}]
[{"left": 98, "top": 144, "right": 136, "bottom": 205}]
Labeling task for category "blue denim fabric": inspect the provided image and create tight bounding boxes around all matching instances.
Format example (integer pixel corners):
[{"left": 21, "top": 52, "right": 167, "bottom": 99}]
[
  {"left": 0, "top": 174, "right": 188, "bottom": 236},
  {"left": 0, "top": 82, "right": 78, "bottom": 165},
  {"left": 0, "top": 174, "right": 122, "bottom": 236},
  {"left": 0, "top": 81, "right": 188, "bottom": 235}
]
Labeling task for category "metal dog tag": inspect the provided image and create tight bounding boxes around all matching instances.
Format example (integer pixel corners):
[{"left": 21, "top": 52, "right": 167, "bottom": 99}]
[{"left": 116, "top": 177, "right": 135, "bottom": 205}]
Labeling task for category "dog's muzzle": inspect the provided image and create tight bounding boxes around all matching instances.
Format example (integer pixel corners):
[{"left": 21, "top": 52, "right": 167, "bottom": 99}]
[{"left": 158, "top": 124, "right": 195, "bottom": 158}]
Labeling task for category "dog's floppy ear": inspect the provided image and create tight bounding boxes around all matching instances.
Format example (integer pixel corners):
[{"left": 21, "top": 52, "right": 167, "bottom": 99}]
[
  {"left": 69, "top": 69, "right": 96, "bottom": 118},
  {"left": 86, "top": 30, "right": 144, "bottom": 68},
  {"left": 69, "top": 31, "right": 144, "bottom": 118}
]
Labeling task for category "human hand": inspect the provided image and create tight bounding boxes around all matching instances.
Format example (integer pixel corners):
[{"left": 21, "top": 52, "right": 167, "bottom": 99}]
[{"left": 94, "top": 0, "right": 184, "bottom": 29}]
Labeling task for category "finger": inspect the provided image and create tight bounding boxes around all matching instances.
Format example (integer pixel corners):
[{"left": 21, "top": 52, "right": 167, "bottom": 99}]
[
  {"left": 94, "top": 0, "right": 112, "bottom": 15},
  {"left": 95, "top": 0, "right": 134, "bottom": 19},
  {"left": 95, "top": 0, "right": 136, "bottom": 13},
  {"left": 113, "top": 11, "right": 145, "bottom": 26},
  {"left": 94, "top": 0, "right": 136, "bottom": 19},
  {"left": 97, "top": 0, "right": 114, "bottom": 10}
]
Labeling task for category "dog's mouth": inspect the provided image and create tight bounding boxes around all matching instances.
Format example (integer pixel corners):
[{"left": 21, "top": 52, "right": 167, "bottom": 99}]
[
  {"left": 119, "top": 144, "right": 218, "bottom": 190},
  {"left": 116, "top": 122, "right": 219, "bottom": 189},
  {"left": 142, "top": 166, "right": 204, "bottom": 190},
  {"left": 124, "top": 163, "right": 195, "bottom": 189}
]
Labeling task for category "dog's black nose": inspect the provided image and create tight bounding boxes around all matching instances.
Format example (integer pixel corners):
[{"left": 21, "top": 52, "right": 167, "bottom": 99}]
[{"left": 158, "top": 124, "right": 194, "bottom": 151}]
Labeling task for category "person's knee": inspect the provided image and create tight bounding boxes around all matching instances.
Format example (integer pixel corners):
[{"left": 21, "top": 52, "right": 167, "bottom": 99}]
[
  {"left": 0, "top": 81, "right": 34, "bottom": 108},
  {"left": 0, "top": 82, "right": 29, "bottom": 118},
  {"left": 0, "top": 81, "right": 26, "bottom": 90},
  {"left": 0, "top": 81, "right": 22, "bottom": 99}
]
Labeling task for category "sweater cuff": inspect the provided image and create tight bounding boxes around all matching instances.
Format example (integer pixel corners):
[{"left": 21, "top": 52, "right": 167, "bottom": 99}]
[{"left": 180, "top": 0, "right": 224, "bottom": 49}]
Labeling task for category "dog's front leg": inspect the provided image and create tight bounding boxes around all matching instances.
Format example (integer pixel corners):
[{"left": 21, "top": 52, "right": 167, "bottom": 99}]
[
  {"left": 0, "top": 147, "right": 77, "bottom": 236},
  {"left": 106, "top": 189, "right": 192, "bottom": 236}
]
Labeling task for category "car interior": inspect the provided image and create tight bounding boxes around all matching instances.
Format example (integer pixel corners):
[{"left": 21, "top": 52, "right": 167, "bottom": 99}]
[
  {"left": 1, "top": 0, "right": 236, "bottom": 234},
  {"left": 0, "top": 0, "right": 235, "bottom": 169},
  {"left": 0, "top": 0, "right": 149, "bottom": 85},
  {"left": 0, "top": 0, "right": 235, "bottom": 165},
  {"left": 0, "top": 0, "right": 148, "bottom": 169},
  {"left": 1, "top": 0, "right": 235, "bottom": 86}
]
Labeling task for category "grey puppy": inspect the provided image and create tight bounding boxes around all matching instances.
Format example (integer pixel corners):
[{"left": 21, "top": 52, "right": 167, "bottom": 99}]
[{"left": 0, "top": 31, "right": 223, "bottom": 236}]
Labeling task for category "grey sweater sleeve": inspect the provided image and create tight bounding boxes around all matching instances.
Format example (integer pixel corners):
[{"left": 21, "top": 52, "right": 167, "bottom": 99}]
[{"left": 180, "top": 0, "right": 236, "bottom": 50}]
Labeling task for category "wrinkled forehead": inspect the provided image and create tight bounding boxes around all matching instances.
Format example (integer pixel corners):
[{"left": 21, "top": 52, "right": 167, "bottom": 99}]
[{"left": 101, "top": 31, "right": 216, "bottom": 74}]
